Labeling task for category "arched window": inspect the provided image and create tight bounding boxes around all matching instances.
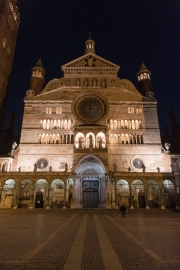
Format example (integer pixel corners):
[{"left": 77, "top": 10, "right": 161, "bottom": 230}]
[
  {"left": 43, "top": 120, "right": 46, "bottom": 129},
  {"left": 114, "top": 120, "right": 117, "bottom": 129},
  {"left": 132, "top": 120, "right": 135, "bottom": 130},
  {"left": 131, "top": 107, "right": 134, "bottom": 113},
  {"left": 136, "top": 108, "right": 139, "bottom": 114},
  {"left": 110, "top": 119, "right": 113, "bottom": 129},
  {"left": 121, "top": 120, "right": 124, "bottom": 129},
  {"left": 121, "top": 134, "right": 124, "bottom": 144},
  {"left": 135, "top": 120, "right": 139, "bottom": 129},
  {"left": 128, "top": 107, "right": 131, "bottom": 113},
  {"left": 124, "top": 120, "right": 128, "bottom": 129}
]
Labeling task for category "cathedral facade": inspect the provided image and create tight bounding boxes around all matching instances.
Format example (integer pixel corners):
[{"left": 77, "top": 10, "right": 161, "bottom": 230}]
[{"left": 0, "top": 38, "right": 179, "bottom": 210}]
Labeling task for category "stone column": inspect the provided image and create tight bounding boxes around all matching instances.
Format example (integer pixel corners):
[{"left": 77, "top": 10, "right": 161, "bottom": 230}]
[
  {"left": 46, "top": 186, "right": 51, "bottom": 209},
  {"left": 0, "top": 186, "right": 3, "bottom": 204},
  {"left": 70, "top": 178, "right": 76, "bottom": 209},
  {"left": 159, "top": 186, "right": 165, "bottom": 209},
  {"left": 174, "top": 186, "right": 180, "bottom": 209},
  {"left": 13, "top": 185, "right": 19, "bottom": 209},
  {"left": 144, "top": 185, "right": 150, "bottom": 209},
  {"left": 69, "top": 134, "right": 72, "bottom": 144},
  {"left": 29, "top": 186, "right": 35, "bottom": 209},
  {"left": 62, "top": 135, "right": 64, "bottom": 144},
  {"left": 129, "top": 185, "right": 134, "bottom": 209},
  {"left": 63, "top": 184, "right": 67, "bottom": 209},
  {"left": 114, "top": 183, "right": 118, "bottom": 209}
]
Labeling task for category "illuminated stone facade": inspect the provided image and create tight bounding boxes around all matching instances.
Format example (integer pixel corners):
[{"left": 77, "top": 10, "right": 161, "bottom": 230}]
[{"left": 0, "top": 38, "right": 179, "bottom": 209}]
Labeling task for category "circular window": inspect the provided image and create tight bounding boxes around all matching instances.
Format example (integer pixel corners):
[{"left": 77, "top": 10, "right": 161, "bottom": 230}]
[
  {"left": 37, "top": 158, "right": 48, "bottom": 169},
  {"left": 73, "top": 94, "right": 108, "bottom": 123},
  {"left": 133, "top": 158, "right": 143, "bottom": 169},
  {"left": 2, "top": 37, "right": 6, "bottom": 48}
]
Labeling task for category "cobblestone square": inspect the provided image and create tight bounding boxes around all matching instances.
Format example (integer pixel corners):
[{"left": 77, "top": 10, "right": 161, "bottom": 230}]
[{"left": 0, "top": 210, "right": 180, "bottom": 270}]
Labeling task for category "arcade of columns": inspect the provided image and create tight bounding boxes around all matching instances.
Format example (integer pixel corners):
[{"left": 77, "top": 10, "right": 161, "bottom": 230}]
[{"left": 0, "top": 171, "right": 178, "bottom": 209}]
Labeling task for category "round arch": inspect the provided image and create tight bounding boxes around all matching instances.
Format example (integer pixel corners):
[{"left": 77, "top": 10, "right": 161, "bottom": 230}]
[{"left": 73, "top": 154, "right": 106, "bottom": 209}]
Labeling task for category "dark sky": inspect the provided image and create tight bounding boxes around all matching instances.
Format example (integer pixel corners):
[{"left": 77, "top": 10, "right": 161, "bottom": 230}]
[{"left": 5, "top": 0, "right": 180, "bottom": 134}]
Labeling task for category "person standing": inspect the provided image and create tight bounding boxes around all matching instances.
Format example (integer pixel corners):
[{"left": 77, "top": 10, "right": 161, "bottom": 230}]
[{"left": 120, "top": 204, "right": 127, "bottom": 217}]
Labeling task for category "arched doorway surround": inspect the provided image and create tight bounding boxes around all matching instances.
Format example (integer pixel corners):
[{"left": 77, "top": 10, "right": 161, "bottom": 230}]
[{"left": 74, "top": 154, "right": 106, "bottom": 208}]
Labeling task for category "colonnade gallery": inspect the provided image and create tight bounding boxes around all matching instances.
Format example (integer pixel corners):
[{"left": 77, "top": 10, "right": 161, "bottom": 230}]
[{"left": 0, "top": 38, "right": 179, "bottom": 209}]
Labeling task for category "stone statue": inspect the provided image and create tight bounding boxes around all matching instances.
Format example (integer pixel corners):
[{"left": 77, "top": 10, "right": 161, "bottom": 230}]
[
  {"left": 92, "top": 79, "right": 97, "bottom": 87},
  {"left": 128, "top": 167, "right": 131, "bottom": 173},
  {"left": 34, "top": 163, "right": 37, "bottom": 172},
  {"left": 141, "top": 163, "right": 146, "bottom": 173},
  {"left": 99, "top": 138, "right": 103, "bottom": 148},
  {"left": 157, "top": 167, "right": 160, "bottom": 173},
  {"left": 10, "top": 142, "right": 17, "bottom": 157},
  {"left": 49, "top": 166, "right": 52, "bottom": 172},
  {"left": 113, "top": 163, "right": 117, "bottom": 172},
  {"left": 89, "top": 134, "right": 93, "bottom": 146},
  {"left": 164, "top": 142, "right": 170, "bottom": 152},
  {"left": 79, "top": 137, "right": 83, "bottom": 148},
  {"left": 18, "top": 166, "right": 21, "bottom": 172},
  {"left": 65, "top": 163, "right": 68, "bottom": 172}
]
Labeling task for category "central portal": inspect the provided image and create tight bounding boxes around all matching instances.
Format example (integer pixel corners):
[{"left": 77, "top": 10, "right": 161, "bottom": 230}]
[
  {"left": 82, "top": 181, "right": 99, "bottom": 208},
  {"left": 74, "top": 154, "right": 107, "bottom": 209}
]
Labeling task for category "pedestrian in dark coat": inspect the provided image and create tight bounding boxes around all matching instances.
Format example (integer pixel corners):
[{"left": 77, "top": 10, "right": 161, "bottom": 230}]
[{"left": 120, "top": 205, "right": 126, "bottom": 217}]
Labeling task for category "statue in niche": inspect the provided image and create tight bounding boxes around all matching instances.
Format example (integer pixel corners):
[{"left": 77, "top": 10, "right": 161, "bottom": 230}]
[
  {"left": 83, "top": 79, "right": 88, "bottom": 87},
  {"left": 18, "top": 166, "right": 21, "bottom": 172},
  {"left": 128, "top": 167, "right": 131, "bottom": 173},
  {"left": 113, "top": 163, "right": 117, "bottom": 172},
  {"left": 101, "top": 79, "right": 106, "bottom": 87},
  {"left": 92, "top": 79, "right": 97, "bottom": 87},
  {"left": 89, "top": 134, "right": 93, "bottom": 146},
  {"left": 99, "top": 138, "right": 103, "bottom": 148},
  {"left": 75, "top": 79, "right": 80, "bottom": 86},
  {"left": 49, "top": 166, "right": 52, "bottom": 172},
  {"left": 34, "top": 163, "right": 37, "bottom": 172},
  {"left": 157, "top": 167, "right": 160, "bottom": 173},
  {"left": 65, "top": 163, "right": 68, "bottom": 172},
  {"left": 79, "top": 137, "right": 83, "bottom": 148}
]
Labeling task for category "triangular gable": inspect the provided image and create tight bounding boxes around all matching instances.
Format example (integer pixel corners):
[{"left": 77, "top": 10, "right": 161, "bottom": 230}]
[{"left": 61, "top": 52, "right": 119, "bottom": 70}]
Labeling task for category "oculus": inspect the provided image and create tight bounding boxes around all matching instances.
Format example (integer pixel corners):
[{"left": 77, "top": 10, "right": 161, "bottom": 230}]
[
  {"left": 133, "top": 158, "right": 143, "bottom": 169},
  {"left": 73, "top": 94, "right": 108, "bottom": 122},
  {"left": 37, "top": 158, "right": 48, "bottom": 169}
]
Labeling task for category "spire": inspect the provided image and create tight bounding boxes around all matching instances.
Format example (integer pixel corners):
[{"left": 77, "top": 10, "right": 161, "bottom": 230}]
[
  {"left": 136, "top": 61, "right": 154, "bottom": 99},
  {"left": 137, "top": 61, "right": 151, "bottom": 80},
  {"left": 85, "top": 33, "right": 95, "bottom": 54},
  {"left": 29, "top": 59, "right": 45, "bottom": 95},
  {"left": 34, "top": 59, "right": 44, "bottom": 69}
]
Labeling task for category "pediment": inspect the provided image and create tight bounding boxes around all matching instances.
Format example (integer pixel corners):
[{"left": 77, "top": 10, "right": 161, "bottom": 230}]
[{"left": 61, "top": 53, "right": 119, "bottom": 71}]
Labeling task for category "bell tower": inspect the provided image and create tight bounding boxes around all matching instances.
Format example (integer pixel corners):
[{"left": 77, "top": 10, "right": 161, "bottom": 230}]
[
  {"left": 85, "top": 33, "right": 95, "bottom": 54},
  {"left": 136, "top": 62, "right": 154, "bottom": 99},
  {"left": 30, "top": 59, "right": 45, "bottom": 95}
]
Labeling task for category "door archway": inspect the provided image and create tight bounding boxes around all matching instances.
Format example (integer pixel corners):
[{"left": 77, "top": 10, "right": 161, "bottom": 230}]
[{"left": 74, "top": 155, "right": 106, "bottom": 208}]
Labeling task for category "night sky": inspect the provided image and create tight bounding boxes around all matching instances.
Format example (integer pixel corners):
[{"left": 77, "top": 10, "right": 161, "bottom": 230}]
[{"left": 5, "top": 0, "right": 180, "bottom": 134}]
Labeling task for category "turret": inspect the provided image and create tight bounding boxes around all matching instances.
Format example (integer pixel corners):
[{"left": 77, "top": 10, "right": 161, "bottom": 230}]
[
  {"left": 30, "top": 59, "right": 45, "bottom": 95},
  {"left": 85, "top": 33, "right": 95, "bottom": 54},
  {"left": 136, "top": 62, "right": 154, "bottom": 99}
]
